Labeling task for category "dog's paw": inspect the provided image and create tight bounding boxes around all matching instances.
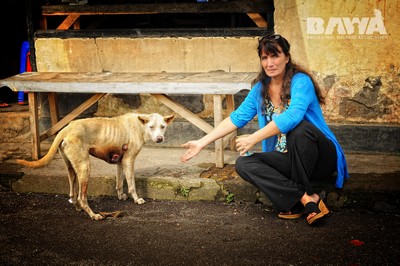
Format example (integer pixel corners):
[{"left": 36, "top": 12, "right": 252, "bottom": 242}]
[
  {"left": 136, "top": 198, "right": 146, "bottom": 205},
  {"left": 119, "top": 193, "right": 128, "bottom": 201},
  {"left": 91, "top": 213, "right": 106, "bottom": 221}
]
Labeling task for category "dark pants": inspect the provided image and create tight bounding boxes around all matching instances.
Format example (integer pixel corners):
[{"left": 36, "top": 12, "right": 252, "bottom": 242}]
[{"left": 235, "top": 121, "right": 337, "bottom": 212}]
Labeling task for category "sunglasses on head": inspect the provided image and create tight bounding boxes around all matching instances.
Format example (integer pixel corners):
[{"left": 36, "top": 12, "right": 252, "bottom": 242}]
[
  {"left": 258, "top": 34, "right": 289, "bottom": 51},
  {"left": 258, "top": 34, "right": 282, "bottom": 42}
]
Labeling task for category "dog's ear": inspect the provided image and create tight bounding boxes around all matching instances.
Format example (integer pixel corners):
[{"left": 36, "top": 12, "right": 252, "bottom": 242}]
[
  {"left": 138, "top": 115, "right": 150, "bottom": 125},
  {"left": 164, "top": 115, "right": 175, "bottom": 125}
]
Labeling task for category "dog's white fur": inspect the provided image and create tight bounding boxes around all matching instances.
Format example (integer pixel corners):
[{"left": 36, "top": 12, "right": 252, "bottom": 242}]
[{"left": 16, "top": 113, "right": 174, "bottom": 220}]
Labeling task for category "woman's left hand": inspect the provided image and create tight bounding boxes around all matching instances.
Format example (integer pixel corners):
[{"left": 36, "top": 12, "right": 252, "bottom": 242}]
[{"left": 235, "top": 135, "right": 256, "bottom": 156}]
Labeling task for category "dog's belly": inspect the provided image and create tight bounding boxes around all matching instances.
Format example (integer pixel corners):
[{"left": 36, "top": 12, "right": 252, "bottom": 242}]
[{"left": 89, "top": 144, "right": 128, "bottom": 164}]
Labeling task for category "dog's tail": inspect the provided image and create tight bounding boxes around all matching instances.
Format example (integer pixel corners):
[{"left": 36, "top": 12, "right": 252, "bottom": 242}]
[{"left": 15, "top": 128, "right": 68, "bottom": 168}]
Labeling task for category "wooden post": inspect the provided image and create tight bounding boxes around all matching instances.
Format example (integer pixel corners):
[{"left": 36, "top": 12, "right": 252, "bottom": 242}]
[
  {"left": 48, "top": 92, "right": 59, "bottom": 125},
  {"left": 28, "top": 92, "right": 40, "bottom": 160},
  {"left": 225, "top": 94, "right": 236, "bottom": 150},
  {"left": 213, "top": 94, "right": 224, "bottom": 168}
]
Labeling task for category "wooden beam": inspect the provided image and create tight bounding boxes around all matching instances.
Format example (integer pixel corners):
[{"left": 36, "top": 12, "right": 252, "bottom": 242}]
[
  {"left": 247, "top": 13, "right": 268, "bottom": 28},
  {"left": 57, "top": 14, "right": 81, "bottom": 30},
  {"left": 39, "top": 93, "right": 106, "bottom": 141},
  {"left": 152, "top": 94, "right": 213, "bottom": 134},
  {"left": 47, "top": 92, "right": 59, "bottom": 125}
]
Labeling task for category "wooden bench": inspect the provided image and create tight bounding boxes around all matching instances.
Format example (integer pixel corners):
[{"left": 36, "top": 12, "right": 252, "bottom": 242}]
[{"left": 0, "top": 71, "right": 257, "bottom": 167}]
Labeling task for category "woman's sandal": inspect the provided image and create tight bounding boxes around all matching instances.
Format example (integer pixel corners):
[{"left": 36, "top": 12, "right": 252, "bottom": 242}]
[
  {"left": 278, "top": 211, "right": 303, "bottom": 220},
  {"left": 305, "top": 199, "right": 330, "bottom": 225},
  {"left": 278, "top": 201, "right": 304, "bottom": 220}
]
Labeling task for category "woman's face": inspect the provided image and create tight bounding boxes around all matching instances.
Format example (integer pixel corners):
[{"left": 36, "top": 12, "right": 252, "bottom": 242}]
[{"left": 260, "top": 46, "right": 289, "bottom": 80}]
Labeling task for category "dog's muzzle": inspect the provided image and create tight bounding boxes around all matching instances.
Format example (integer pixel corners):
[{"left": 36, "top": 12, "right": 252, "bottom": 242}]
[{"left": 155, "top": 136, "right": 164, "bottom": 143}]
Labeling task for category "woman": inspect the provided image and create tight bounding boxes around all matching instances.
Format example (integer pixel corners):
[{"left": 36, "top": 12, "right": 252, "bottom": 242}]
[{"left": 180, "top": 34, "right": 349, "bottom": 225}]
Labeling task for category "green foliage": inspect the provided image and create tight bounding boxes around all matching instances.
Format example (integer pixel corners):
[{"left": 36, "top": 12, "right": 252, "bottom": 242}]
[
  {"left": 226, "top": 192, "right": 234, "bottom": 203},
  {"left": 178, "top": 187, "right": 190, "bottom": 198}
]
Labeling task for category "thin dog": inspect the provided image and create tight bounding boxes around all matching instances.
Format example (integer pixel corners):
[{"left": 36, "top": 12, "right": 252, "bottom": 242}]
[{"left": 16, "top": 113, "right": 174, "bottom": 220}]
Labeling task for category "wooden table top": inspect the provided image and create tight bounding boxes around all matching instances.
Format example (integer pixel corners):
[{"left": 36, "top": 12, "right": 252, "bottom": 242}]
[{"left": 0, "top": 71, "right": 257, "bottom": 95}]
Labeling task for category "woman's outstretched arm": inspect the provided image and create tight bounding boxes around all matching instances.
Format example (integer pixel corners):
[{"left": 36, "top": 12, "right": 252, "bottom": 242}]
[{"left": 180, "top": 117, "right": 238, "bottom": 163}]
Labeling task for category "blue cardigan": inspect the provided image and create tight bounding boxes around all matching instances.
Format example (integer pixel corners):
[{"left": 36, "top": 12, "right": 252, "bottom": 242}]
[{"left": 230, "top": 72, "right": 349, "bottom": 188}]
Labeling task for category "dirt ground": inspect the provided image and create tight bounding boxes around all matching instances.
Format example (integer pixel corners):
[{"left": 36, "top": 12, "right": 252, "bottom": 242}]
[{"left": 0, "top": 191, "right": 399, "bottom": 266}]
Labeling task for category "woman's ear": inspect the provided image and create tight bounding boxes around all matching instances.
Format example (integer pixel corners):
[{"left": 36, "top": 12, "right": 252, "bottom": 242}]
[{"left": 285, "top": 54, "right": 290, "bottom": 64}]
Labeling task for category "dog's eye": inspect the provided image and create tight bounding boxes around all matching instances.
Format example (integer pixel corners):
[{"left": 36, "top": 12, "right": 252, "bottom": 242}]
[
  {"left": 161, "top": 125, "right": 165, "bottom": 129},
  {"left": 150, "top": 126, "right": 155, "bottom": 129}
]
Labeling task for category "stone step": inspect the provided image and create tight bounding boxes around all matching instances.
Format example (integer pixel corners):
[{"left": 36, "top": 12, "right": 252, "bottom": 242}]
[{"left": 1, "top": 145, "right": 399, "bottom": 210}]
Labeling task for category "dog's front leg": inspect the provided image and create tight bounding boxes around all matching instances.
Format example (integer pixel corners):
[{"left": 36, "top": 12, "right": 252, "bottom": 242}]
[
  {"left": 123, "top": 160, "right": 145, "bottom": 205},
  {"left": 116, "top": 164, "right": 128, "bottom": 201}
]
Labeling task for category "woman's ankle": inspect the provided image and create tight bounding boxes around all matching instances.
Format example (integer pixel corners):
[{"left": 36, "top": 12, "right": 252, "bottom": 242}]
[{"left": 300, "top": 193, "right": 319, "bottom": 206}]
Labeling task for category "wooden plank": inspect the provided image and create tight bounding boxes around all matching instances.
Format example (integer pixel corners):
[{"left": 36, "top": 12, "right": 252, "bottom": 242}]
[
  {"left": 42, "top": 1, "right": 269, "bottom": 15},
  {"left": 0, "top": 72, "right": 256, "bottom": 95},
  {"left": 28, "top": 92, "right": 40, "bottom": 160},
  {"left": 39, "top": 93, "right": 106, "bottom": 141},
  {"left": 152, "top": 94, "right": 213, "bottom": 134}
]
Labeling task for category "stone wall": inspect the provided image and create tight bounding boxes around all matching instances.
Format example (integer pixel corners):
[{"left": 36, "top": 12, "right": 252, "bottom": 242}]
[{"left": 275, "top": 0, "right": 399, "bottom": 124}]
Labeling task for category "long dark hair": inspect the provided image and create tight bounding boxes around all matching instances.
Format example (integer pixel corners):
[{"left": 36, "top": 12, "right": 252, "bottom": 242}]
[{"left": 256, "top": 35, "right": 325, "bottom": 108}]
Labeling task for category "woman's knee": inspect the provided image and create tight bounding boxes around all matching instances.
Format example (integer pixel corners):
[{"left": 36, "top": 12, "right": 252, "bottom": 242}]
[
  {"left": 235, "top": 156, "right": 248, "bottom": 176},
  {"left": 235, "top": 155, "right": 260, "bottom": 182}
]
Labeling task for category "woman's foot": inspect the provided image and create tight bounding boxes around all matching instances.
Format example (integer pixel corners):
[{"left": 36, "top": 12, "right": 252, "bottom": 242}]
[
  {"left": 301, "top": 193, "right": 330, "bottom": 225},
  {"left": 278, "top": 201, "right": 304, "bottom": 220}
]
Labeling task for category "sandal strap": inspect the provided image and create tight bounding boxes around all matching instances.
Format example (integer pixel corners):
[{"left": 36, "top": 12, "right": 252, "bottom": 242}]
[{"left": 304, "top": 201, "right": 321, "bottom": 215}]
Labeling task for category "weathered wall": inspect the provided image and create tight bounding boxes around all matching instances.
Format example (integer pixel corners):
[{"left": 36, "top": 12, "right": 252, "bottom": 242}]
[
  {"left": 36, "top": 37, "right": 260, "bottom": 73},
  {"left": 275, "top": 0, "right": 399, "bottom": 124}
]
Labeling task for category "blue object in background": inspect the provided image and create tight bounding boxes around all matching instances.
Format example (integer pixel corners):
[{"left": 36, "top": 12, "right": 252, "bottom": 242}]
[{"left": 18, "top": 41, "right": 30, "bottom": 104}]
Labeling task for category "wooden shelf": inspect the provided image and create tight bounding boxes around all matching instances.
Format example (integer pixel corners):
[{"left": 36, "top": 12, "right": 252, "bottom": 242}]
[{"left": 40, "top": 0, "right": 270, "bottom": 29}]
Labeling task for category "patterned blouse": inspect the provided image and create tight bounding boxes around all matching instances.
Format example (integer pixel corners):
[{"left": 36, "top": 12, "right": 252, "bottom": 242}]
[{"left": 265, "top": 99, "right": 291, "bottom": 153}]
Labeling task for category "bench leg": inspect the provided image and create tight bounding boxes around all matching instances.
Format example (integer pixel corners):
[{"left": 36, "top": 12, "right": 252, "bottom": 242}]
[
  {"left": 213, "top": 94, "right": 224, "bottom": 168},
  {"left": 28, "top": 92, "right": 40, "bottom": 160},
  {"left": 225, "top": 94, "right": 237, "bottom": 151}
]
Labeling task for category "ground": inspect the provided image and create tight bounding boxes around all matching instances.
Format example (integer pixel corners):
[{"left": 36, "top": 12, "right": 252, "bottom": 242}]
[{"left": 1, "top": 191, "right": 399, "bottom": 265}]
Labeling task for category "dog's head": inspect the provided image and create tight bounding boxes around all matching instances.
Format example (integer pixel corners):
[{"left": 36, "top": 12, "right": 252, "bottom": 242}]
[{"left": 138, "top": 113, "right": 174, "bottom": 143}]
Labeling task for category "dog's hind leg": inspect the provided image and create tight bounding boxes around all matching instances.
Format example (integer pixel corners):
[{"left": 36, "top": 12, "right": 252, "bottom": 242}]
[
  {"left": 116, "top": 164, "right": 128, "bottom": 201},
  {"left": 64, "top": 140, "right": 104, "bottom": 220},
  {"left": 123, "top": 159, "right": 145, "bottom": 205},
  {"left": 75, "top": 162, "right": 104, "bottom": 220},
  {"left": 58, "top": 147, "right": 82, "bottom": 211}
]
